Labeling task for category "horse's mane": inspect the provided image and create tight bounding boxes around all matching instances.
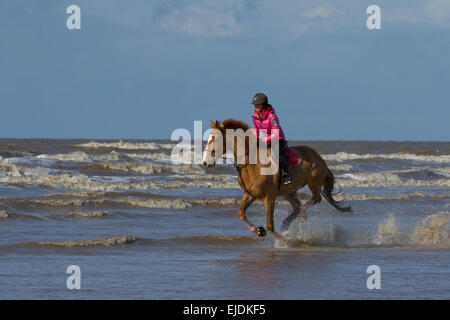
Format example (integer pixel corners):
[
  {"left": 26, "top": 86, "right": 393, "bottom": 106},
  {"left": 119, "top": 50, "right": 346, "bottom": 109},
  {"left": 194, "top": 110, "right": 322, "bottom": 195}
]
[{"left": 222, "top": 118, "right": 250, "bottom": 131}]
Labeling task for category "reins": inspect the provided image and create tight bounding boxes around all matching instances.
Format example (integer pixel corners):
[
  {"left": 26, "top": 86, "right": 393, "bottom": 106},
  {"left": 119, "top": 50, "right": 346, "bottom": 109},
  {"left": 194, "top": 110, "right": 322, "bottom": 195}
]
[
  {"left": 224, "top": 153, "right": 251, "bottom": 195},
  {"left": 232, "top": 153, "right": 250, "bottom": 171}
]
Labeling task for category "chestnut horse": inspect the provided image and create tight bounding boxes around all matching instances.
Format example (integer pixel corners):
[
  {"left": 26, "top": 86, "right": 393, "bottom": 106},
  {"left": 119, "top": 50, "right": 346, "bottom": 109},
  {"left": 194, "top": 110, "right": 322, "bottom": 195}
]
[{"left": 201, "top": 119, "right": 351, "bottom": 241}]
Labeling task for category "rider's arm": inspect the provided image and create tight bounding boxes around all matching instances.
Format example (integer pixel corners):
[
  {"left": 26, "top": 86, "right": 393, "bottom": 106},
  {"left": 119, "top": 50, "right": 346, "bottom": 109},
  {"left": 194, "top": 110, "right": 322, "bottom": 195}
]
[
  {"left": 261, "top": 113, "right": 280, "bottom": 144},
  {"left": 252, "top": 117, "right": 260, "bottom": 138}
]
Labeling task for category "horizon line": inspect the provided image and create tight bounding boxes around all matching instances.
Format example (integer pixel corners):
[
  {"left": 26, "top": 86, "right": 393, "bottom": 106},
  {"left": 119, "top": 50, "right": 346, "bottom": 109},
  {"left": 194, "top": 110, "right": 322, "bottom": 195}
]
[{"left": 1, "top": 137, "right": 449, "bottom": 143}]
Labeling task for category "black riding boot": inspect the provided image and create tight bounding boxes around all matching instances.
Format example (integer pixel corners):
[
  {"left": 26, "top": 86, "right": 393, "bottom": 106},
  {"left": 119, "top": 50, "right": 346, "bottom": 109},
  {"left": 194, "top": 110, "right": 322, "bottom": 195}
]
[{"left": 279, "top": 151, "right": 293, "bottom": 185}]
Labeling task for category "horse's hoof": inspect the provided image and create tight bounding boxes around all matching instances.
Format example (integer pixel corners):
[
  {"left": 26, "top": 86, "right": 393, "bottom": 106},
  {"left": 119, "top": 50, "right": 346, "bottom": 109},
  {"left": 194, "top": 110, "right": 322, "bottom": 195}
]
[{"left": 256, "top": 226, "right": 267, "bottom": 237}]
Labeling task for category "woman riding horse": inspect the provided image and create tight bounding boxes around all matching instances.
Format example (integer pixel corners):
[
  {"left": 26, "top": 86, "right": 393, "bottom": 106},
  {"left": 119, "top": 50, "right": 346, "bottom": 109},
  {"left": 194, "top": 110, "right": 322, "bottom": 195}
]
[
  {"left": 202, "top": 118, "right": 351, "bottom": 242},
  {"left": 251, "top": 93, "right": 293, "bottom": 185}
]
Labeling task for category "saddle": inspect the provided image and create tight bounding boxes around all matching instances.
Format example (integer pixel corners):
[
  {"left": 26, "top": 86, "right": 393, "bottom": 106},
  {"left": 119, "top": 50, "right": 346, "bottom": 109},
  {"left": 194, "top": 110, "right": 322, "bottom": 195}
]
[{"left": 286, "top": 148, "right": 302, "bottom": 167}]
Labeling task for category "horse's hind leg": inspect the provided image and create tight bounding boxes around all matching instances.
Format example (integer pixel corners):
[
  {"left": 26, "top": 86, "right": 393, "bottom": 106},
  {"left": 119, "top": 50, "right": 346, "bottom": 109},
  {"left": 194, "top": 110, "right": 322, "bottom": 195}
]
[
  {"left": 281, "top": 192, "right": 301, "bottom": 232},
  {"left": 298, "top": 177, "right": 323, "bottom": 225}
]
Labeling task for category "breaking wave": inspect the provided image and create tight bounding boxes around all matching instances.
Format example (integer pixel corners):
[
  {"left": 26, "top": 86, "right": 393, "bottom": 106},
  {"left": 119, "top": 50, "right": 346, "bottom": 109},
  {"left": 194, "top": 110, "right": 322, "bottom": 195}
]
[
  {"left": 8, "top": 212, "right": 450, "bottom": 249},
  {"left": 74, "top": 141, "right": 182, "bottom": 150},
  {"left": 13, "top": 196, "right": 244, "bottom": 210},
  {"left": 4, "top": 166, "right": 448, "bottom": 191},
  {"left": 2, "top": 158, "right": 449, "bottom": 193},
  {"left": 0, "top": 210, "right": 7, "bottom": 218},
  {"left": 335, "top": 171, "right": 450, "bottom": 187},
  {"left": 0, "top": 162, "right": 54, "bottom": 177},
  {"left": 16, "top": 235, "right": 265, "bottom": 249},
  {"left": 0, "top": 160, "right": 238, "bottom": 191},
  {"left": 2, "top": 191, "right": 449, "bottom": 214},
  {"left": 122, "top": 152, "right": 187, "bottom": 163},
  {"left": 334, "top": 192, "right": 450, "bottom": 201},
  {"left": 36, "top": 151, "right": 195, "bottom": 165},
  {"left": 0, "top": 169, "right": 128, "bottom": 191},
  {"left": 0, "top": 210, "right": 45, "bottom": 220},
  {"left": 37, "top": 151, "right": 122, "bottom": 162},
  {"left": 19, "top": 236, "right": 137, "bottom": 247},
  {"left": 86, "top": 162, "right": 205, "bottom": 175},
  {"left": 328, "top": 164, "right": 354, "bottom": 171},
  {"left": 322, "top": 152, "right": 450, "bottom": 163},
  {"left": 56, "top": 211, "right": 109, "bottom": 218}
]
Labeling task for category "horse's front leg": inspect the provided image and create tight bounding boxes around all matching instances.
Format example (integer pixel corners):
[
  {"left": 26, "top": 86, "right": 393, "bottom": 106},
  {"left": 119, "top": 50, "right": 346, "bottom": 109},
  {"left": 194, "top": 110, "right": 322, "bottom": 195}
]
[
  {"left": 263, "top": 196, "right": 286, "bottom": 242},
  {"left": 238, "top": 192, "right": 264, "bottom": 236}
]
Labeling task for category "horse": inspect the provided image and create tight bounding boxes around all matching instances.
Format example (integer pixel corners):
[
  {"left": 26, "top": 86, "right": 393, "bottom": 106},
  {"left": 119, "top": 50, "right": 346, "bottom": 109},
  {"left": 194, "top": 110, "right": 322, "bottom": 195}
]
[{"left": 201, "top": 119, "right": 351, "bottom": 242}]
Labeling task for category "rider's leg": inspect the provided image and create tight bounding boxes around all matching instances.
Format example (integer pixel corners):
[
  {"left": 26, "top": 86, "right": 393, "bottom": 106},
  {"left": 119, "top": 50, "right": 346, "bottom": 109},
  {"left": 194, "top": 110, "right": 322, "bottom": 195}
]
[{"left": 279, "top": 140, "right": 293, "bottom": 185}]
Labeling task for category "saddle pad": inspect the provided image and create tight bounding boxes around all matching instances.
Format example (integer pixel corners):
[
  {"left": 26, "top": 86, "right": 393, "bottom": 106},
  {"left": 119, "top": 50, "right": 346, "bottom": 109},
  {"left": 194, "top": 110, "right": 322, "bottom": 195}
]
[{"left": 286, "top": 148, "right": 302, "bottom": 167}]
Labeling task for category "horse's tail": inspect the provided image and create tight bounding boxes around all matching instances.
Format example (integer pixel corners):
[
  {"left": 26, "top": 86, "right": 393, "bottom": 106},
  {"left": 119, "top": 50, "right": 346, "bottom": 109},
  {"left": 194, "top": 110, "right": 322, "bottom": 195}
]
[{"left": 321, "top": 168, "right": 352, "bottom": 212}]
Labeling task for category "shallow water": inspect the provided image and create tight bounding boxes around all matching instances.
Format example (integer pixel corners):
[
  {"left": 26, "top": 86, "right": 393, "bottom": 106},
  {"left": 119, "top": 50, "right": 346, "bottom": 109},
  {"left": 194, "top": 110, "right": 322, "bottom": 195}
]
[{"left": 0, "top": 139, "right": 449, "bottom": 299}]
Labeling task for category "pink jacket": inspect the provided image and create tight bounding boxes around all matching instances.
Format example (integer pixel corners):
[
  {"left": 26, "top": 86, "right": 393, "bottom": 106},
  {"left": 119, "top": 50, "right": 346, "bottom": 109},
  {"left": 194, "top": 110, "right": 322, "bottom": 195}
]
[{"left": 252, "top": 104, "right": 286, "bottom": 143}]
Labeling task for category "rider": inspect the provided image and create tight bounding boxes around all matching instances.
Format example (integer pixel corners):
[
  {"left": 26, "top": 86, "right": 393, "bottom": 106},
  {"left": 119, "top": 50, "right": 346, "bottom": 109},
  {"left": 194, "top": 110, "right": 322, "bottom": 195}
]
[{"left": 251, "top": 93, "right": 293, "bottom": 185}]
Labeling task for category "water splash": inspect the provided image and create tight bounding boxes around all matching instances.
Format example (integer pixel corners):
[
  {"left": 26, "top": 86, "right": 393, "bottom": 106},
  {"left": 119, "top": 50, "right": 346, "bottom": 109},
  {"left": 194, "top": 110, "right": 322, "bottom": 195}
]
[
  {"left": 281, "top": 217, "right": 349, "bottom": 248},
  {"left": 277, "top": 210, "right": 449, "bottom": 249},
  {"left": 411, "top": 212, "right": 449, "bottom": 244},
  {"left": 373, "top": 214, "right": 403, "bottom": 246}
]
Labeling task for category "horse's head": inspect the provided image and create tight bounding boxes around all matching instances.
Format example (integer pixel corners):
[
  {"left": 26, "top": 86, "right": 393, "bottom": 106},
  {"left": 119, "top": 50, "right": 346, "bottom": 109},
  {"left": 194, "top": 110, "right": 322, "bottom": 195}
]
[
  {"left": 202, "top": 120, "right": 225, "bottom": 168},
  {"left": 202, "top": 119, "right": 252, "bottom": 168}
]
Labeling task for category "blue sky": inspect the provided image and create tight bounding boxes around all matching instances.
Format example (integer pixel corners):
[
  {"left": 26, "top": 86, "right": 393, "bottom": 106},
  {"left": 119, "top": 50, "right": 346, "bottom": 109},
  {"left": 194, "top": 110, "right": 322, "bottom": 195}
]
[{"left": 1, "top": 0, "right": 449, "bottom": 140}]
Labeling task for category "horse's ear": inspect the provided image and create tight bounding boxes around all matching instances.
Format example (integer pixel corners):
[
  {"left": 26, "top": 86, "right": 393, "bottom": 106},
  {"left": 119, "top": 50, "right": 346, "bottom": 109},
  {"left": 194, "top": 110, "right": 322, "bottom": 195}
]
[
  {"left": 210, "top": 120, "right": 215, "bottom": 128},
  {"left": 216, "top": 120, "right": 224, "bottom": 131}
]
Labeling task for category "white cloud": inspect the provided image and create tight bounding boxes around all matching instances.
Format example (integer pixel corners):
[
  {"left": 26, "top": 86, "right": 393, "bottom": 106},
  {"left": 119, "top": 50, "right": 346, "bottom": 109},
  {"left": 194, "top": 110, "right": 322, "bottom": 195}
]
[
  {"left": 303, "top": 5, "right": 335, "bottom": 19},
  {"left": 78, "top": 0, "right": 450, "bottom": 39},
  {"left": 79, "top": 0, "right": 155, "bottom": 28},
  {"left": 425, "top": 0, "right": 450, "bottom": 23},
  {"left": 290, "top": 22, "right": 311, "bottom": 38},
  {"left": 73, "top": 1, "right": 343, "bottom": 38},
  {"left": 160, "top": 4, "right": 241, "bottom": 37},
  {"left": 383, "top": 0, "right": 450, "bottom": 27}
]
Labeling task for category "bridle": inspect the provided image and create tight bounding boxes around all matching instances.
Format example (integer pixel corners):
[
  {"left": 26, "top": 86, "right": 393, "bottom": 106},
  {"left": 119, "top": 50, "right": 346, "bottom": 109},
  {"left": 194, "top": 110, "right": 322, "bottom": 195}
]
[
  {"left": 219, "top": 143, "right": 251, "bottom": 172},
  {"left": 233, "top": 154, "right": 251, "bottom": 171},
  {"left": 207, "top": 131, "right": 252, "bottom": 172}
]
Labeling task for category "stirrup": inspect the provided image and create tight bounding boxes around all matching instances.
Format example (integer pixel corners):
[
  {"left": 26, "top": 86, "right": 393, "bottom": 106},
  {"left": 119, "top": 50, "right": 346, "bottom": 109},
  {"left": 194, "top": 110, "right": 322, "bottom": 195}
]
[{"left": 282, "top": 173, "right": 293, "bottom": 185}]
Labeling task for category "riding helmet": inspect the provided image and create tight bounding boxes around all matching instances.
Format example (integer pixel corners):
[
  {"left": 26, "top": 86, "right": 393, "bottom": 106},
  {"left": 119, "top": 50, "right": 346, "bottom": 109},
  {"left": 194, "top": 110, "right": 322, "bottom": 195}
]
[{"left": 251, "top": 93, "right": 268, "bottom": 105}]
